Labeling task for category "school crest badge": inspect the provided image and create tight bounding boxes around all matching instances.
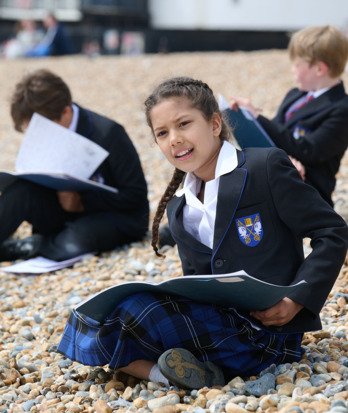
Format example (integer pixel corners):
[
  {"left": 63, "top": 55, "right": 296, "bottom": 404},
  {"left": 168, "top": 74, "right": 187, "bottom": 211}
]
[
  {"left": 293, "top": 125, "right": 311, "bottom": 140},
  {"left": 236, "top": 213, "right": 263, "bottom": 247}
]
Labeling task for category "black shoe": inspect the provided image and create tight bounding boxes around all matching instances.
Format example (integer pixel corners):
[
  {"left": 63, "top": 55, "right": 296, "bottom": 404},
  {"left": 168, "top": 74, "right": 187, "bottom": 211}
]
[
  {"left": 0, "top": 234, "right": 43, "bottom": 262},
  {"left": 159, "top": 225, "right": 176, "bottom": 248},
  {"left": 158, "top": 348, "right": 225, "bottom": 389}
]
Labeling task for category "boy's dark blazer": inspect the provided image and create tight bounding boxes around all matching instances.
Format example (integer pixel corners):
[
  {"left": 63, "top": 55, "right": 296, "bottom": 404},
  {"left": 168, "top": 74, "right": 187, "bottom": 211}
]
[
  {"left": 75, "top": 105, "right": 149, "bottom": 238},
  {"left": 257, "top": 81, "right": 348, "bottom": 206},
  {"left": 166, "top": 147, "right": 348, "bottom": 334}
]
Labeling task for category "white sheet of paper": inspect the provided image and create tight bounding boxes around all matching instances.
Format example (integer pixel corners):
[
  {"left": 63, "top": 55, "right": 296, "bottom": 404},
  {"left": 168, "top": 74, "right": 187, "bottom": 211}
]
[
  {"left": 0, "top": 254, "right": 89, "bottom": 274},
  {"left": 15, "top": 113, "right": 109, "bottom": 179}
]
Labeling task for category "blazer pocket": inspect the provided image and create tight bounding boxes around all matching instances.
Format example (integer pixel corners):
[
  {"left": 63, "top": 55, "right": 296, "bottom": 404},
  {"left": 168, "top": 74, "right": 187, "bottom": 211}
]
[{"left": 232, "top": 202, "right": 277, "bottom": 254}]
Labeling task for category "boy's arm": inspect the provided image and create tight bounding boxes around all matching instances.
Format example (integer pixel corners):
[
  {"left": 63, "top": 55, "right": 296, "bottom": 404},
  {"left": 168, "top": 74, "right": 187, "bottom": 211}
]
[
  {"left": 266, "top": 149, "right": 348, "bottom": 316},
  {"left": 257, "top": 103, "right": 348, "bottom": 165}
]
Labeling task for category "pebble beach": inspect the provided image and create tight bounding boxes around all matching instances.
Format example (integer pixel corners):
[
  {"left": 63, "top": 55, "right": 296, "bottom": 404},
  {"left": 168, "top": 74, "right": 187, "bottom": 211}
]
[{"left": 0, "top": 50, "right": 347, "bottom": 413}]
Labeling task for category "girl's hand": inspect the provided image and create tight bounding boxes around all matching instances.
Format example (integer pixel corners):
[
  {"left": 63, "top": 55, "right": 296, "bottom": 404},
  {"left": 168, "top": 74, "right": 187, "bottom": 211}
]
[
  {"left": 230, "top": 96, "right": 262, "bottom": 118},
  {"left": 57, "top": 191, "right": 84, "bottom": 212},
  {"left": 250, "top": 298, "right": 303, "bottom": 326}
]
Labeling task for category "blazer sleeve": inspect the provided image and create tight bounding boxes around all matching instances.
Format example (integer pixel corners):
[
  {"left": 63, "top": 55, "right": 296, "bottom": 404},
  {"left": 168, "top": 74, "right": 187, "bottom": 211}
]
[
  {"left": 257, "top": 103, "right": 348, "bottom": 165},
  {"left": 266, "top": 149, "right": 348, "bottom": 315},
  {"left": 81, "top": 123, "right": 148, "bottom": 212},
  {"left": 178, "top": 247, "right": 197, "bottom": 276}
]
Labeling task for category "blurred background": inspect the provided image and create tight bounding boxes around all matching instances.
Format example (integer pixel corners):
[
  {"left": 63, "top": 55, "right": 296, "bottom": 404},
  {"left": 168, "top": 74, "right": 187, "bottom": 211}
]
[{"left": 0, "top": 0, "right": 347, "bottom": 58}]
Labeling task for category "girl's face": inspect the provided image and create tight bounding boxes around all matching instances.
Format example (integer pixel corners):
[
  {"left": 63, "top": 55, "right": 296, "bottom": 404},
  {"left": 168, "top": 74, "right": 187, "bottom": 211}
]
[{"left": 150, "top": 96, "right": 222, "bottom": 182}]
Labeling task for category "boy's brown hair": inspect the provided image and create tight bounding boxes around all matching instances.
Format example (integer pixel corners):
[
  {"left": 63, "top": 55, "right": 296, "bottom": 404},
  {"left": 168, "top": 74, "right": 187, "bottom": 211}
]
[
  {"left": 288, "top": 25, "right": 348, "bottom": 78},
  {"left": 10, "top": 69, "right": 72, "bottom": 132}
]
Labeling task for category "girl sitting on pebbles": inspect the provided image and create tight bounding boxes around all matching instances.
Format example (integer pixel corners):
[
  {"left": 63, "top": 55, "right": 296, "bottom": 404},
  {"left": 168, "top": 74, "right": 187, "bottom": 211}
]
[{"left": 58, "top": 77, "right": 348, "bottom": 390}]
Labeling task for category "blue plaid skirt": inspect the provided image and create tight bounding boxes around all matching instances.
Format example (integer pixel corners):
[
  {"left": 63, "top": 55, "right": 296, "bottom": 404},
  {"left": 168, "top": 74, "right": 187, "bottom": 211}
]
[{"left": 58, "top": 292, "right": 303, "bottom": 380}]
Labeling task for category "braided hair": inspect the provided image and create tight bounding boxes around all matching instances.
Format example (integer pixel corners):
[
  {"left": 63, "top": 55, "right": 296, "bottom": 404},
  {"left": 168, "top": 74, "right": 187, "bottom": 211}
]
[{"left": 145, "top": 77, "right": 232, "bottom": 256}]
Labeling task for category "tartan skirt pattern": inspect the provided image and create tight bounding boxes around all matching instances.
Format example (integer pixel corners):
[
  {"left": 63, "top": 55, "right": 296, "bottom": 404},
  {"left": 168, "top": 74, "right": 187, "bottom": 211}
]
[{"left": 58, "top": 292, "right": 303, "bottom": 379}]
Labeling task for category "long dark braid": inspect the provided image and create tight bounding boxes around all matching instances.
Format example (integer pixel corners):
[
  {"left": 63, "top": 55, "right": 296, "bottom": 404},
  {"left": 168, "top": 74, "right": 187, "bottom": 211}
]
[
  {"left": 145, "top": 77, "right": 232, "bottom": 256},
  {"left": 151, "top": 168, "right": 185, "bottom": 256}
]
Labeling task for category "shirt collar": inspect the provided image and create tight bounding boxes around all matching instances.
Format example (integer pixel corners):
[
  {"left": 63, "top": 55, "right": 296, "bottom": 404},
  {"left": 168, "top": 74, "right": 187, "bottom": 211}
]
[
  {"left": 310, "top": 87, "right": 330, "bottom": 99},
  {"left": 176, "top": 141, "right": 238, "bottom": 197},
  {"left": 68, "top": 103, "right": 79, "bottom": 132}
]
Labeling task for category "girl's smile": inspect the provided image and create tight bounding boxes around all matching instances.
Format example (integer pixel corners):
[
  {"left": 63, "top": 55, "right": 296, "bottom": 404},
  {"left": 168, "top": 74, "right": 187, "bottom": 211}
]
[
  {"left": 150, "top": 97, "right": 222, "bottom": 182},
  {"left": 175, "top": 148, "right": 193, "bottom": 159}
]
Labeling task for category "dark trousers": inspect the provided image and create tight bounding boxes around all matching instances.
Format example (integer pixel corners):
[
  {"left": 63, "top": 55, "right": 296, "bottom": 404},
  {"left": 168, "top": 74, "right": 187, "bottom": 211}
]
[{"left": 0, "top": 181, "right": 141, "bottom": 261}]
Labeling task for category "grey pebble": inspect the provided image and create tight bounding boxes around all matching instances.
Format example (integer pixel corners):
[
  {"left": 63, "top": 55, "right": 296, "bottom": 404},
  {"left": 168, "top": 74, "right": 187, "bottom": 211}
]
[
  {"left": 310, "top": 375, "right": 327, "bottom": 387},
  {"left": 139, "top": 389, "right": 155, "bottom": 400},
  {"left": 147, "top": 393, "right": 180, "bottom": 410},
  {"left": 33, "top": 313, "right": 43, "bottom": 323},
  {"left": 323, "top": 382, "right": 347, "bottom": 397},
  {"left": 66, "top": 295, "right": 82, "bottom": 305},
  {"left": 332, "top": 400, "right": 348, "bottom": 408},
  {"left": 109, "top": 399, "right": 132, "bottom": 408},
  {"left": 192, "top": 408, "right": 207, "bottom": 413},
  {"left": 58, "top": 359, "right": 73, "bottom": 369},
  {"left": 245, "top": 373, "right": 275, "bottom": 397},
  {"left": 21, "top": 400, "right": 36, "bottom": 412},
  {"left": 334, "top": 330, "right": 346, "bottom": 339},
  {"left": 16, "top": 356, "right": 37, "bottom": 372},
  {"left": 1, "top": 391, "right": 17, "bottom": 402}
]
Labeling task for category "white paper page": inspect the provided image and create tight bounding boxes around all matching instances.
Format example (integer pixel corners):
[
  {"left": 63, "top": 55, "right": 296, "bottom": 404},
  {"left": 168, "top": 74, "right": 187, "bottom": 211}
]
[
  {"left": 0, "top": 254, "right": 89, "bottom": 274},
  {"left": 15, "top": 113, "right": 109, "bottom": 179},
  {"left": 217, "top": 94, "right": 230, "bottom": 111}
]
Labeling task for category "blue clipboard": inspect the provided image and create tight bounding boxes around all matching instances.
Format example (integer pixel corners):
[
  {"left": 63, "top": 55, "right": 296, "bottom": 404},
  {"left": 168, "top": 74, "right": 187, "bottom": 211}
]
[{"left": 218, "top": 95, "right": 275, "bottom": 149}]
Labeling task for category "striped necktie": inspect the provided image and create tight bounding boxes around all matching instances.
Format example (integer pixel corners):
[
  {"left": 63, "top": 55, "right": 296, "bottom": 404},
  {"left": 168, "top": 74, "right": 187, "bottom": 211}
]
[{"left": 285, "top": 94, "right": 314, "bottom": 121}]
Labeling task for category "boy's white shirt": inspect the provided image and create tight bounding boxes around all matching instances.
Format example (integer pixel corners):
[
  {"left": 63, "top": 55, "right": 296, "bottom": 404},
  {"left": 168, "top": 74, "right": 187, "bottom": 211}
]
[
  {"left": 69, "top": 103, "right": 79, "bottom": 131},
  {"left": 175, "top": 141, "right": 238, "bottom": 249},
  {"left": 311, "top": 86, "right": 330, "bottom": 98}
]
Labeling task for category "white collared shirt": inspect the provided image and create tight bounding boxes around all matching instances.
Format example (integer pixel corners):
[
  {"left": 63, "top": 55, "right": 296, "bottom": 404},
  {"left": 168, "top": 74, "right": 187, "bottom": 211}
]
[
  {"left": 311, "top": 86, "right": 330, "bottom": 98},
  {"left": 289, "top": 86, "right": 329, "bottom": 115},
  {"left": 175, "top": 141, "right": 238, "bottom": 249},
  {"left": 69, "top": 103, "right": 79, "bottom": 131}
]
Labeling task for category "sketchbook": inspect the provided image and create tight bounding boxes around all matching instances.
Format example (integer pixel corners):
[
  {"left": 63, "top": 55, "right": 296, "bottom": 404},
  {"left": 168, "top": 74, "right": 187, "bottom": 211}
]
[
  {"left": 75, "top": 270, "right": 306, "bottom": 323},
  {"left": 218, "top": 95, "right": 275, "bottom": 149},
  {"left": 0, "top": 113, "right": 117, "bottom": 193},
  {"left": 0, "top": 171, "right": 117, "bottom": 193}
]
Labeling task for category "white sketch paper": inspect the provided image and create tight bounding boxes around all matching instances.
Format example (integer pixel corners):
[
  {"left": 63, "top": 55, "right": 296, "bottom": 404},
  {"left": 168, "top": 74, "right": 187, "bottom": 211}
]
[
  {"left": 1, "top": 254, "right": 91, "bottom": 274},
  {"left": 15, "top": 113, "right": 109, "bottom": 179}
]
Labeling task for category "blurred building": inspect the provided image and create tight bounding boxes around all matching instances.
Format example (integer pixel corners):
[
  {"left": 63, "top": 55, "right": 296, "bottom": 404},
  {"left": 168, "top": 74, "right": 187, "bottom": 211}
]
[{"left": 0, "top": 0, "right": 347, "bottom": 54}]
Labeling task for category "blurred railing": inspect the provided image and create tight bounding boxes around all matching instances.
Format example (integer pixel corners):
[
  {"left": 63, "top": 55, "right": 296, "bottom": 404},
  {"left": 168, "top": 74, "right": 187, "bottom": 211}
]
[
  {"left": 0, "top": 0, "right": 82, "bottom": 21},
  {"left": 81, "top": 0, "right": 147, "bottom": 16}
]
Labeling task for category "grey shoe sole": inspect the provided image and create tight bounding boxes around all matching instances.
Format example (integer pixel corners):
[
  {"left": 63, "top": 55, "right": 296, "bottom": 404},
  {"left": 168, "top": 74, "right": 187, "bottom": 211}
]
[{"left": 158, "top": 348, "right": 224, "bottom": 389}]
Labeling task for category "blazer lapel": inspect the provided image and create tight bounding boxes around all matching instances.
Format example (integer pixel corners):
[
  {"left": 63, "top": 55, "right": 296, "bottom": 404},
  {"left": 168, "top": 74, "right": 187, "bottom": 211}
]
[
  {"left": 279, "top": 90, "right": 305, "bottom": 117},
  {"left": 286, "top": 94, "right": 330, "bottom": 125},
  {"left": 213, "top": 153, "right": 247, "bottom": 252},
  {"left": 286, "top": 82, "right": 346, "bottom": 126}
]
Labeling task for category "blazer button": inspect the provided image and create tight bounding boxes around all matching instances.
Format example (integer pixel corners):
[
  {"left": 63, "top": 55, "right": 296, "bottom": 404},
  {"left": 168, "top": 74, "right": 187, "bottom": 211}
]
[{"left": 214, "top": 259, "right": 224, "bottom": 268}]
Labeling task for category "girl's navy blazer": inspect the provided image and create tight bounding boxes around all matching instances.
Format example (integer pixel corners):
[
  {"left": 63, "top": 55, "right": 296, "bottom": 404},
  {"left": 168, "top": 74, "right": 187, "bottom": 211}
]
[{"left": 166, "top": 147, "right": 348, "bottom": 334}]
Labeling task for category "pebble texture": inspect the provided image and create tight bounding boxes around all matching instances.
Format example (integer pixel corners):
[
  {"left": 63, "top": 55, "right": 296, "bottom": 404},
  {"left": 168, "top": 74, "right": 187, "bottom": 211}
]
[{"left": 0, "top": 51, "right": 347, "bottom": 413}]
